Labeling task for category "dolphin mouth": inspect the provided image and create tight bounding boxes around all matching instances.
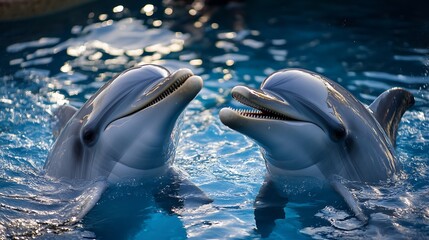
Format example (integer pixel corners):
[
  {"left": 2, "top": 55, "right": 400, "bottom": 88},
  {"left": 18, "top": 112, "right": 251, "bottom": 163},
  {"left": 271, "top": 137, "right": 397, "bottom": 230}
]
[
  {"left": 222, "top": 85, "right": 346, "bottom": 142},
  {"left": 231, "top": 92, "right": 291, "bottom": 121},
  {"left": 143, "top": 69, "right": 194, "bottom": 108},
  {"left": 110, "top": 68, "right": 201, "bottom": 124},
  {"left": 227, "top": 86, "right": 300, "bottom": 122}
]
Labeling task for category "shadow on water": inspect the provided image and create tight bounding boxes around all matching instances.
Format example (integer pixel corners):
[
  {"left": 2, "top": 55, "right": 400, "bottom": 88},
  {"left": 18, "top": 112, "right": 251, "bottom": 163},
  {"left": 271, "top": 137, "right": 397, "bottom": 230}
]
[
  {"left": 83, "top": 184, "right": 157, "bottom": 240},
  {"left": 253, "top": 179, "right": 288, "bottom": 238},
  {"left": 252, "top": 176, "right": 355, "bottom": 238},
  {"left": 83, "top": 169, "right": 212, "bottom": 240}
]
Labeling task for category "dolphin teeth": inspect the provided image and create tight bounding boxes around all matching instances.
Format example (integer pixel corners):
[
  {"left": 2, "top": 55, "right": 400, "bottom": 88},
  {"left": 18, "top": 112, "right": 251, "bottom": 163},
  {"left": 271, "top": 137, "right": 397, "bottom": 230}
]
[
  {"left": 229, "top": 107, "right": 291, "bottom": 121},
  {"left": 143, "top": 73, "right": 193, "bottom": 108},
  {"left": 113, "top": 73, "right": 193, "bottom": 122},
  {"left": 231, "top": 92, "right": 292, "bottom": 121},
  {"left": 234, "top": 107, "right": 288, "bottom": 120}
]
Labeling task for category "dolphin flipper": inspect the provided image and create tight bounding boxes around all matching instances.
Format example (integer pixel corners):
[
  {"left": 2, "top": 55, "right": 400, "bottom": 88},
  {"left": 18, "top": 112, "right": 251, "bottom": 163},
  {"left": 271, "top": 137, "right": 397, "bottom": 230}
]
[
  {"left": 74, "top": 180, "right": 108, "bottom": 221},
  {"left": 52, "top": 105, "right": 78, "bottom": 138},
  {"left": 254, "top": 177, "right": 288, "bottom": 237},
  {"left": 369, "top": 88, "right": 414, "bottom": 146},
  {"left": 153, "top": 170, "right": 212, "bottom": 213},
  {"left": 178, "top": 178, "right": 213, "bottom": 207},
  {"left": 330, "top": 177, "right": 368, "bottom": 223}
]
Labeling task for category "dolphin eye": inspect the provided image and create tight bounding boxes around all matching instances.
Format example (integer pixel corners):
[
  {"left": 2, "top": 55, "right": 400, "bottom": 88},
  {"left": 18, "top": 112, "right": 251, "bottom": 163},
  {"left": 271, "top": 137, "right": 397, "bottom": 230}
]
[
  {"left": 331, "top": 126, "right": 346, "bottom": 142},
  {"left": 82, "top": 129, "right": 97, "bottom": 146}
]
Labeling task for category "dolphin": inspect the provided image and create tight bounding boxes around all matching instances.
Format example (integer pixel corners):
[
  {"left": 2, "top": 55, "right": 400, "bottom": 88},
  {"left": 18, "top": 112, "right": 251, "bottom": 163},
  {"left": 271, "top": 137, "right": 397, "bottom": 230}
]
[
  {"left": 219, "top": 69, "right": 414, "bottom": 228},
  {"left": 45, "top": 64, "right": 211, "bottom": 219}
]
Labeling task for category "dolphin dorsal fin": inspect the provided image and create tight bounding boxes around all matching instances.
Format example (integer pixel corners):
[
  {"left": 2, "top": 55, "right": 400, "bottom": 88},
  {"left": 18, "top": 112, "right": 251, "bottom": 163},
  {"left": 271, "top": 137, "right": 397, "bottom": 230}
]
[
  {"left": 52, "top": 105, "right": 78, "bottom": 138},
  {"left": 369, "top": 88, "right": 414, "bottom": 147}
]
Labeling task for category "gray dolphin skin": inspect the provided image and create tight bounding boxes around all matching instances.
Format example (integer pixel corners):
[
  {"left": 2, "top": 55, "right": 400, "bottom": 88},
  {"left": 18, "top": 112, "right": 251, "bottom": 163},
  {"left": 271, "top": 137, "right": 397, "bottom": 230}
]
[
  {"left": 219, "top": 69, "right": 414, "bottom": 224},
  {"left": 45, "top": 64, "right": 203, "bottom": 183}
]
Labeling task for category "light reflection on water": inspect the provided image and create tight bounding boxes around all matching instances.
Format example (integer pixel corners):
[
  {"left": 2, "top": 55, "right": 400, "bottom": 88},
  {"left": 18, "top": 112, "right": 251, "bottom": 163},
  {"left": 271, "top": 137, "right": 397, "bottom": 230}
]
[{"left": 0, "top": 0, "right": 428, "bottom": 239}]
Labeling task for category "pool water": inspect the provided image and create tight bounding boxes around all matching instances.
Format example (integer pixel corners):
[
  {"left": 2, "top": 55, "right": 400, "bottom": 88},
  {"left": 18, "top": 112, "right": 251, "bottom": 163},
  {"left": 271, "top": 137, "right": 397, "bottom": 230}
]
[{"left": 0, "top": 0, "right": 428, "bottom": 239}]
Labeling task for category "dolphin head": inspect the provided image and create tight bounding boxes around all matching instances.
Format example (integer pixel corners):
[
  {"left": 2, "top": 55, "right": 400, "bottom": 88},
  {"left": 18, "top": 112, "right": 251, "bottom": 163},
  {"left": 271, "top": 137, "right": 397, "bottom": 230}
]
[
  {"left": 220, "top": 69, "right": 347, "bottom": 176},
  {"left": 45, "top": 64, "right": 203, "bottom": 182}
]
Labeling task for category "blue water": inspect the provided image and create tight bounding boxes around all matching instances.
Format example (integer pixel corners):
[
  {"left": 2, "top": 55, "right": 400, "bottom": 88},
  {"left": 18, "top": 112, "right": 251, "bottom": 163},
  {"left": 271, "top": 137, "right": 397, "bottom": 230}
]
[{"left": 1, "top": 0, "right": 428, "bottom": 239}]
